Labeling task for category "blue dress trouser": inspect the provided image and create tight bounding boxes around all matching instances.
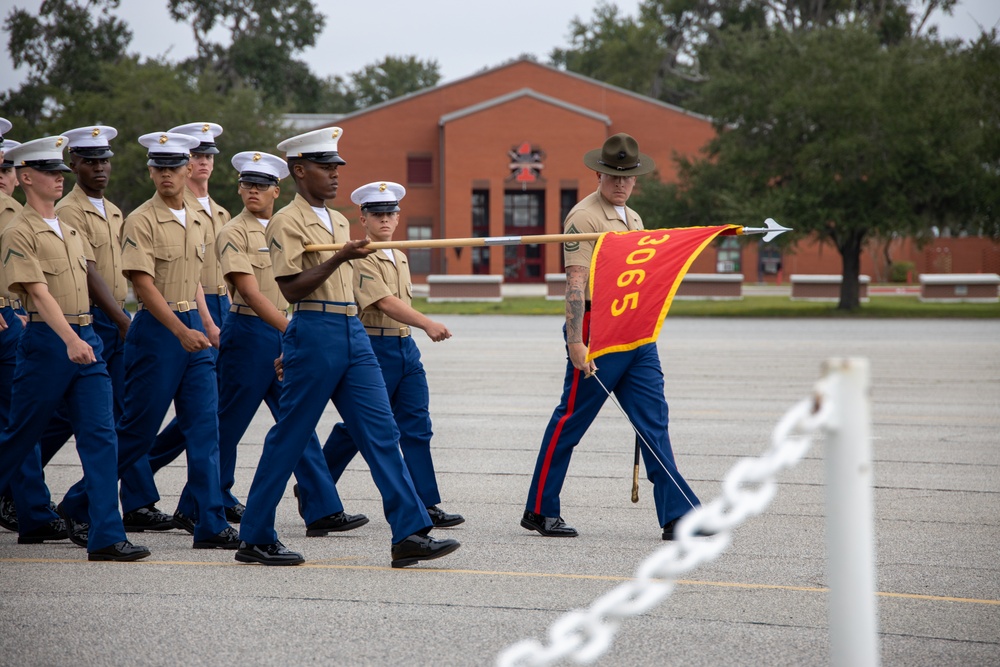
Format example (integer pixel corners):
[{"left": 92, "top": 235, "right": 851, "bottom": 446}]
[
  {"left": 239, "top": 307, "right": 431, "bottom": 545},
  {"left": 118, "top": 293, "right": 229, "bottom": 512},
  {"left": 34, "top": 304, "right": 128, "bottom": 465},
  {"left": 324, "top": 335, "right": 442, "bottom": 507},
  {"left": 0, "top": 307, "right": 58, "bottom": 534},
  {"left": 525, "top": 314, "right": 700, "bottom": 528},
  {"left": 0, "top": 321, "right": 126, "bottom": 551},
  {"left": 175, "top": 311, "right": 344, "bottom": 522},
  {"left": 58, "top": 309, "right": 229, "bottom": 542}
]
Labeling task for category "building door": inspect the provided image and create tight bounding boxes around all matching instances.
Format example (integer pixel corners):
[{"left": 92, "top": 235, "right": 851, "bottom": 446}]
[{"left": 503, "top": 191, "right": 545, "bottom": 282}]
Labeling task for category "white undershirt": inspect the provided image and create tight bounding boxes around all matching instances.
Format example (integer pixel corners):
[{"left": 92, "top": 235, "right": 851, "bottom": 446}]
[
  {"left": 42, "top": 216, "right": 63, "bottom": 239},
  {"left": 614, "top": 205, "right": 627, "bottom": 224},
  {"left": 256, "top": 217, "right": 269, "bottom": 228},
  {"left": 196, "top": 196, "right": 212, "bottom": 214},
  {"left": 87, "top": 196, "right": 107, "bottom": 219},
  {"left": 311, "top": 206, "right": 333, "bottom": 235},
  {"left": 170, "top": 207, "right": 186, "bottom": 227},
  {"left": 381, "top": 248, "right": 395, "bottom": 264}
]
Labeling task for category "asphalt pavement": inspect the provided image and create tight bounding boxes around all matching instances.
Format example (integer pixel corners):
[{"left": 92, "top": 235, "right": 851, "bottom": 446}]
[{"left": 1, "top": 316, "right": 997, "bottom": 666}]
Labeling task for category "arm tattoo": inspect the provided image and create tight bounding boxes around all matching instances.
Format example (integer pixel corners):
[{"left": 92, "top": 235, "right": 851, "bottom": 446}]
[{"left": 565, "top": 265, "right": 588, "bottom": 344}]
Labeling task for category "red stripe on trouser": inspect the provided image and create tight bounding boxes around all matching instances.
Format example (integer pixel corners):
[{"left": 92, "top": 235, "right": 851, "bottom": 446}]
[{"left": 533, "top": 311, "right": 590, "bottom": 515}]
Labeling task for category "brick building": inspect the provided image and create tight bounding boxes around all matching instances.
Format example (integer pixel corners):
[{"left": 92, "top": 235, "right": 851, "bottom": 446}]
[{"left": 317, "top": 59, "right": 999, "bottom": 283}]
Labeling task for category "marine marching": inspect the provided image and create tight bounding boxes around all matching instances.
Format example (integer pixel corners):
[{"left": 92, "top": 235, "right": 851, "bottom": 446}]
[{"left": 0, "top": 119, "right": 710, "bottom": 566}]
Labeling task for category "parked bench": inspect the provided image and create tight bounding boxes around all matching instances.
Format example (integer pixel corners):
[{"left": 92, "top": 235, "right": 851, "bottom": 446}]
[
  {"left": 427, "top": 275, "right": 503, "bottom": 303},
  {"left": 919, "top": 273, "right": 1000, "bottom": 303},
  {"left": 790, "top": 274, "right": 870, "bottom": 302},
  {"left": 545, "top": 272, "right": 744, "bottom": 300},
  {"left": 674, "top": 273, "right": 743, "bottom": 300}
]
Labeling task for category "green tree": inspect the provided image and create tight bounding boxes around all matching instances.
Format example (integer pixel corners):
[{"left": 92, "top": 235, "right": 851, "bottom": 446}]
[
  {"left": 348, "top": 56, "right": 442, "bottom": 109},
  {"left": 672, "top": 26, "right": 996, "bottom": 310},
  {"left": 52, "top": 57, "right": 287, "bottom": 215},
  {"left": 2, "top": 0, "right": 133, "bottom": 124},
  {"left": 167, "top": 0, "right": 327, "bottom": 110}
]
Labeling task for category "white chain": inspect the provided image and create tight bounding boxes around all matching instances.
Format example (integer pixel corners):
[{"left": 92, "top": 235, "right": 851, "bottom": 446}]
[{"left": 497, "top": 376, "right": 836, "bottom": 667}]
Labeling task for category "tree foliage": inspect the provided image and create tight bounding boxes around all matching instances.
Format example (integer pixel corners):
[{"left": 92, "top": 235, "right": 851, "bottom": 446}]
[
  {"left": 2, "top": 0, "right": 133, "bottom": 124},
  {"left": 348, "top": 56, "right": 442, "bottom": 109},
  {"left": 167, "top": 0, "right": 326, "bottom": 110},
  {"left": 673, "top": 26, "right": 996, "bottom": 309}
]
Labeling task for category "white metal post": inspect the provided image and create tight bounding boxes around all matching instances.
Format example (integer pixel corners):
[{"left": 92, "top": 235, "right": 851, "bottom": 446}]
[{"left": 823, "top": 357, "right": 880, "bottom": 667}]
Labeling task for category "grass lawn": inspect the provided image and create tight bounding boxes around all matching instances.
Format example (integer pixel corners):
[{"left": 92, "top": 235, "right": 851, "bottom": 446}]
[{"left": 413, "top": 295, "right": 1000, "bottom": 318}]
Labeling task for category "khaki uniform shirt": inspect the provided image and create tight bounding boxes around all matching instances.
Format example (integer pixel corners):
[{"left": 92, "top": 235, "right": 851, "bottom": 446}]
[
  {"left": 354, "top": 249, "right": 411, "bottom": 329},
  {"left": 120, "top": 192, "right": 209, "bottom": 305},
  {"left": 265, "top": 194, "right": 353, "bottom": 303},
  {"left": 186, "top": 188, "right": 230, "bottom": 297},
  {"left": 55, "top": 184, "right": 127, "bottom": 303},
  {"left": 0, "top": 192, "right": 24, "bottom": 304},
  {"left": 563, "top": 190, "right": 643, "bottom": 299},
  {"left": 217, "top": 209, "right": 287, "bottom": 311},
  {"left": 0, "top": 204, "right": 90, "bottom": 315}
]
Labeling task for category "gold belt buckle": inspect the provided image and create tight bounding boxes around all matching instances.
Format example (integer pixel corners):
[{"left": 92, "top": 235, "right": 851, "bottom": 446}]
[
  {"left": 217, "top": 285, "right": 227, "bottom": 296},
  {"left": 0, "top": 297, "right": 7, "bottom": 308},
  {"left": 77, "top": 314, "right": 93, "bottom": 326},
  {"left": 175, "top": 300, "right": 191, "bottom": 312}
]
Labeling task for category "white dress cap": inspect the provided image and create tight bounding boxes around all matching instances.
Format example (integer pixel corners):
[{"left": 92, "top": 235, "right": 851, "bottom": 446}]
[
  {"left": 0, "top": 118, "right": 11, "bottom": 146},
  {"left": 6, "top": 136, "right": 71, "bottom": 172},
  {"left": 169, "top": 122, "right": 224, "bottom": 154},
  {"left": 351, "top": 181, "right": 406, "bottom": 213},
  {"left": 277, "top": 127, "right": 346, "bottom": 165},
  {"left": 139, "top": 131, "right": 201, "bottom": 167},
  {"left": 62, "top": 125, "right": 118, "bottom": 158},
  {"left": 231, "top": 151, "right": 289, "bottom": 186},
  {"left": 1, "top": 140, "right": 20, "bottom": 167}
]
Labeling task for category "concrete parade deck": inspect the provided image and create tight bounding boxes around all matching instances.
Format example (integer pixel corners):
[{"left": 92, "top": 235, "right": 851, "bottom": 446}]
[{"left": 1, "top": 317, "right": 997, "bottom": 666}]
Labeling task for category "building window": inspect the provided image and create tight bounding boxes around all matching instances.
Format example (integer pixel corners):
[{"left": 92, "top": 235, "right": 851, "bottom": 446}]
[
  {"left": 558, "top": 189, "right": 578, "bottom": 272},
  {"left": 472, "top": 190, "right": 490, "bottom": 274},
  {"left": 503, "top": 191, "right": 544, "bottom": 228},
  {"left": 407, "top": 224, "right": 432, "bottom": 275},
  {"left": 407, "top": 155, "right": 433, "bottom": 185},
  {"left": 716, "top": 236, "right": 741, "bottom": 273}
]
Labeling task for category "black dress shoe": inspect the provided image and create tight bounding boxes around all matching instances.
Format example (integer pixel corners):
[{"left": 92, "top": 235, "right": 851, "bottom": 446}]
[
  {"left": 520, "top": 510, "right": 578, "bottom": 537},
  {"left": 426, "top": 505, "right": 465, "bottom": 528},
  {"left": 390, "top": 533, "right": 461, "bottom": 568},
  {"left": 121, "top": 504, "right": 174, "bottom": 532},
  {"left": 662, "top": 518, "right": 717, "bottom": 541},
  {"left": 17, "top": 518, "right": 68, "bottom": 544},
  {"left": 56, "top": 503, "right": 89, "bottom": 548},
  {"left": 292, "top": 484, "right": 305, "bottom": 519},
  {"left": 193, "top": 526, "right": 240, "bottom": 550},
  {"left": 0, "top": 495, "right": 18, "bottom": 532},
  {"left": 235, "top": 540, "right": 304, "bottom": 566},
  {"left": 88, "top": 540, "right": 151, "bottom": 562},
  {"left": 171, "top": 510, "right": 195, "bottom": 534},
  {"left": 225, "top": 503, "right": 245, "bottom": 524},
  {"left": 306, "top": 511, "right": 369, "bottom": 536}
]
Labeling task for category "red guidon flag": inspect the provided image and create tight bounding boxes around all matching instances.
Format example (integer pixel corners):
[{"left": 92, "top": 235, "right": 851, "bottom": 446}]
[{"left": 587, "top": 225, "right": 741, "bottom": 362}]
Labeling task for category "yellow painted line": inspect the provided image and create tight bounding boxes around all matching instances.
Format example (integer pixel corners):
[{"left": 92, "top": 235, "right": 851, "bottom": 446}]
[{"left": 2, "top": 556, "right": 997, "bottom": 606}]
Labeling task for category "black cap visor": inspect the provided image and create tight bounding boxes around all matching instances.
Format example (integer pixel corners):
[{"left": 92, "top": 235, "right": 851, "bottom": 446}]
[
  {"left": 296, "top": 151, "right": 346, "bottom": 165},
  {"left": 147, "top": 152, "right": 190, "bottom": 168},
  {"left": 18, "top": 159, "right": 71, "bottom": 173},
  {"left": 239, "top": 170, "right": 279, "bottom": 186},
  {"left": 191, "top": 142, "right": 219, "bottom": 155},
  {"left": 360, "top": 201, "right": 400, "bottom": 213},
  {"left": 70, "top": 146, "right": 114, "bottom": 159}
]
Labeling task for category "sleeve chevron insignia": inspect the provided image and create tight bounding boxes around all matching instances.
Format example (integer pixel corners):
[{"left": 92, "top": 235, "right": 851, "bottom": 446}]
[
  {"left": 122, "top": 237, "right": 138, "bottom": 251},
  {"left": 2, "top": 248, "right": 25, "bottom": 266},
  {"left": 220, "top": 241, "right": 239, "bottom": 256},
  {"left": 268, "top": 238, "right": 282, "bottom": 251},
  {"left": 564, "top": 223, "right": 581, "bottom": 253},
  {"left": 358, "top": 273, "right": 375, "bottom": 288}
]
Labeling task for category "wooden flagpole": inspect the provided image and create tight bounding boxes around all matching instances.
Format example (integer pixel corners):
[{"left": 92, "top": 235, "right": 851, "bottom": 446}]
[{"left": 304, "top": 232, "right": 604, "bottom": 252}]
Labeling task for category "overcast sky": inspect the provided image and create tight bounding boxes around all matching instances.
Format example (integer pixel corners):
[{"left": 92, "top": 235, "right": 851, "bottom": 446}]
[{"left": 2, "top": 0, "right": 998, "bottom": 95}]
